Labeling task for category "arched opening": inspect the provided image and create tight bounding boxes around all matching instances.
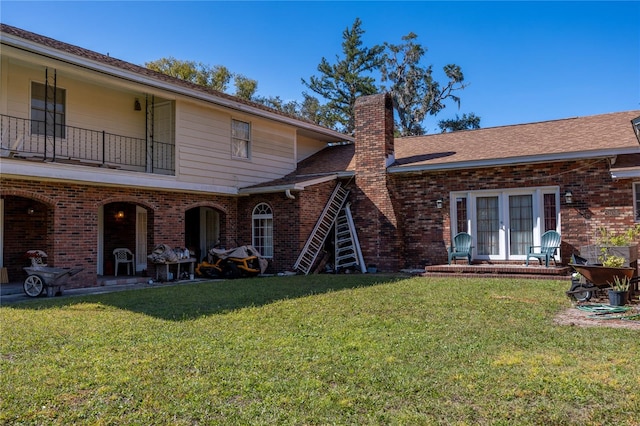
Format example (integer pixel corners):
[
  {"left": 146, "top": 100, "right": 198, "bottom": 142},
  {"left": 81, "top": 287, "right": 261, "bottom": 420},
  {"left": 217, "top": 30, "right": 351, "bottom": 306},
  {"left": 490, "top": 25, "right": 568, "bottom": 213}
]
[
  {"left": 0, "top": 195, "right": 52, "bottom": 284},
  {"left": 101, "top": 202, "right": 151, "bottom": 276},
  {"left": 185, "top": 206, "right": 222, "bottom": 262}
]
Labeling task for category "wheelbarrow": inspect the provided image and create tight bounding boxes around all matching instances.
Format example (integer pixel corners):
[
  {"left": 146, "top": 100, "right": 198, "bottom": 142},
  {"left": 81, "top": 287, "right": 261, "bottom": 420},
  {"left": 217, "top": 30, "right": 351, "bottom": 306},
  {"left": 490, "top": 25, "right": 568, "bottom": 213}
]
[
  {"left": 567, "top": 255, "right": 636, "bottom": 302},
  {"left": 23, "top": 266, "right": 83, "bottom": 297}
]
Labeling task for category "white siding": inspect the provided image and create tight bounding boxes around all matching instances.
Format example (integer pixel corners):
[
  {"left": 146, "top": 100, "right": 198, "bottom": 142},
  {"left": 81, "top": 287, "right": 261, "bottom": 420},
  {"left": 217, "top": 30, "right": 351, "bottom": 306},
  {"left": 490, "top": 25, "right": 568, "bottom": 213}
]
[{"left": 176, "top": 101, "right": 298, "bottom": 188}]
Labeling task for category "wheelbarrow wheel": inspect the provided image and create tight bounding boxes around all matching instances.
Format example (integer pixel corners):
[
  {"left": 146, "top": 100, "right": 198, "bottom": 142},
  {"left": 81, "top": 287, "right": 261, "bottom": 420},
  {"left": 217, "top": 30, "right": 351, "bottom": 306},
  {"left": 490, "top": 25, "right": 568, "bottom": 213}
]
[
  {"left": 568, "top": 282, "right": 593, "bottom": 302},
  {"left": 24, "top": 275, "right": 45, "bottom": 297}
]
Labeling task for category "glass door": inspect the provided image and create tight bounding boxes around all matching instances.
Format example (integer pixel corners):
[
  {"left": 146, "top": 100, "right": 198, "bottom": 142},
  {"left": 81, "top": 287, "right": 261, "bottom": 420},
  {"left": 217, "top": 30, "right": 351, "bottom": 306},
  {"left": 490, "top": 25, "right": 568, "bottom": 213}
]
[
  {"left": 476, "top": 196, "right": 501, "bottom": 258},
  {"left": 508, "top": 194, "right": 533, "bottom": 256}
]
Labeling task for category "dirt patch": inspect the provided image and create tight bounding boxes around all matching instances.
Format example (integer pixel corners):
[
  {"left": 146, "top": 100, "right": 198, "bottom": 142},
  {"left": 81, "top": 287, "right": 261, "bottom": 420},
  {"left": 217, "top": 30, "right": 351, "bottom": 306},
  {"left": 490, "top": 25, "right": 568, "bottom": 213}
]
[{"left": 554, "top": 294, "right": 640, "bottom": 329}]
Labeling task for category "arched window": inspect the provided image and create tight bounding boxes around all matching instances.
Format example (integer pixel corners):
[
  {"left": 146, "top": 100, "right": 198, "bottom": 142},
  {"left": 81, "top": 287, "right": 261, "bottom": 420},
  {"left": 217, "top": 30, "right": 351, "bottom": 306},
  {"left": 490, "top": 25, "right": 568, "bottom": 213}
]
[{"left": 252, "top": 203, "right": 273, "bottom": 258}]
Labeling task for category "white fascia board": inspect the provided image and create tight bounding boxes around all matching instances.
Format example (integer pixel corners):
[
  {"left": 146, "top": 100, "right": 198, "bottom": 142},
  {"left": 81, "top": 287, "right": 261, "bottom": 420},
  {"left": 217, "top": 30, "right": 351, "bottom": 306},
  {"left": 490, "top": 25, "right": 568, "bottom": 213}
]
[
  {"left": 238, "top": 173, "right": 351, "bottom": 195},
  {"left": 387, "top": 148, "right": 640, "bottom": 174},
  {"left": 0, "top": 160, "right": 237, "bottom": 195},
  {"left": 2, "top": 34, "right": 350, "bottom": 143}
]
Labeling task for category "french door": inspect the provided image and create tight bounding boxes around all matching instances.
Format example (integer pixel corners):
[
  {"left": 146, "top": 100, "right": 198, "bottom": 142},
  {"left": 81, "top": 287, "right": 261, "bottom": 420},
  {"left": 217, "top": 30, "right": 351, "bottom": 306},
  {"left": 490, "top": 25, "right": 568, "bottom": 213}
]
[{"left": 452, "top": 188, "right": 559, "bottom": 261}]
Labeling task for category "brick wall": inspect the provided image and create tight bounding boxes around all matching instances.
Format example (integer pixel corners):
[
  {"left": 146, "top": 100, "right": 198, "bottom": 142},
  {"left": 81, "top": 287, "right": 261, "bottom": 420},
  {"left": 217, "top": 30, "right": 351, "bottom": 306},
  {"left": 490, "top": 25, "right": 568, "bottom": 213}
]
[
  {"left": 237, "top": 180, "right": 336, "bottom": 273},
  {"left": 351, "top": 93, "right": 403, "bottom": 272},
  {"left": 389, "top": 159, "right": 638, "bottom": 267},
  {"left": 1, "top": 177, "right": 237, "bottom": 287}
]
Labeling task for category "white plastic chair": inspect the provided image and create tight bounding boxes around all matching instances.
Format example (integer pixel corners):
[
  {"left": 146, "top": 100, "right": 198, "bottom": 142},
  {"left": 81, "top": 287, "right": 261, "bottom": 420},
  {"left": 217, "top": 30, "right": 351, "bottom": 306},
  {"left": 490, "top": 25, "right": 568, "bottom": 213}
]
[{"left": 113, "top": 248, "right": 134, "bottom": 276}]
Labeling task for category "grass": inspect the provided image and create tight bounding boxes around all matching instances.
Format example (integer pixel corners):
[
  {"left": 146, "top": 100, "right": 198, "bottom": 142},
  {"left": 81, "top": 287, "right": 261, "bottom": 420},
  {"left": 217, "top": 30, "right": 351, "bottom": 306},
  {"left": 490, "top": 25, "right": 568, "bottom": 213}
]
[{"left": 1, "top": 274, "right": 639, "bottom": 425}]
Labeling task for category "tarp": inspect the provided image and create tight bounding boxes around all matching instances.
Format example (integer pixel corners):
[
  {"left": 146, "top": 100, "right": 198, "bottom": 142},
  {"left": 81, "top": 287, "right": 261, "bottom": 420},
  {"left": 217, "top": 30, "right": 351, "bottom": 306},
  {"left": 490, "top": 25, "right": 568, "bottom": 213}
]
[{"left": 209, "top": 245, "right": 268, "bottom": 274}]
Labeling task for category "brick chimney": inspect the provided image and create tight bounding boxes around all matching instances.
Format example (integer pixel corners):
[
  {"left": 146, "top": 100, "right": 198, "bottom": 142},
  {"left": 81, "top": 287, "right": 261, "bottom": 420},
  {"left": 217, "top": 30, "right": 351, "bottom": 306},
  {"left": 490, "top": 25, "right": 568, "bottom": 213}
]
[
  {"left": 351, "top": 93, "right": 403, "bottom": 272},
  {"left": 354, "top": 93, "right": 395, "bottom": 172}
]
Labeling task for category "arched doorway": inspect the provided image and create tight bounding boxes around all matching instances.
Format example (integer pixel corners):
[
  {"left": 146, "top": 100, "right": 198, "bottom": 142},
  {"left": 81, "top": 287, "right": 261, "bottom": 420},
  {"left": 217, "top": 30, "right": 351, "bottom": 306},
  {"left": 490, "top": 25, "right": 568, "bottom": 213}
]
[
  {"left": 101, "top": 202, "right": 150, "bottom": 276},
  {"left": 0, "top": 196, "right": 52, "bottom": 283}
]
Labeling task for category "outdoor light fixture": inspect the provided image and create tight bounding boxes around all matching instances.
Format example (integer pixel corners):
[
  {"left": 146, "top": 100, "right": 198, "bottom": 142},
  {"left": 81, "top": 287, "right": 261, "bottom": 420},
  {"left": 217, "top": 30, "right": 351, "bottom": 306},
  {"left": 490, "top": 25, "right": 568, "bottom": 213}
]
[
  {"left": 565, "top": 191, "right": 573, "bottom": 204},
  {"left": 134, "top": 98, "right": 142, "bottom": 111},
  {"left": 115, "top": 211, "right": 125, "bottom": 219},
  {"left": 27, "top": 208, "right": 35, "bottom": 215},
  {"left": 436, "top": 199, "right": 443, "bottom": 209}
]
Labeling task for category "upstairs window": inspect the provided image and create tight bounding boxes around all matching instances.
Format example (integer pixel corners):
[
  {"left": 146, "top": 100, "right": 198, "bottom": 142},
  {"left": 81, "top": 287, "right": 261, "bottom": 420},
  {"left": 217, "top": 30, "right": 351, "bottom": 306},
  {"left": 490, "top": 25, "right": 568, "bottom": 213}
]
[
  {"left": 252, "top": 203, "right": 273, "bottom": 258},
  {"left": 31, "top": 82, "right": 66, "bottom": 138},
  {"left": 231, "top": 119, "right": 250, "bottom": 159}
]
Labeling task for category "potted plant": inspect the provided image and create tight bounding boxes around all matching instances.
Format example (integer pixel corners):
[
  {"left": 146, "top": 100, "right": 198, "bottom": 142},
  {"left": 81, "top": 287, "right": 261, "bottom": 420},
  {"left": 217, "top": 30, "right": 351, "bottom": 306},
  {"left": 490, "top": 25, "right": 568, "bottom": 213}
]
[
  {"left": 580, "top": 225, "right": 640, "bottom": 267},
  {"left": 608, "top": 275, "right": 630, "bottom": 306}
]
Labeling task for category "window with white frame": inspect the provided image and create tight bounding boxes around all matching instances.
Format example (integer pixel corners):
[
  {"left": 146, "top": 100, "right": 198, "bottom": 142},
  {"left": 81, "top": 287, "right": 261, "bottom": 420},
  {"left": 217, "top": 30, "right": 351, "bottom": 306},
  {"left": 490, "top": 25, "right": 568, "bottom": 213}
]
[
  {"left": 231, "top": 119, "right": 250, "bottom": 159},
  {"left": 31, "top": 82, "right": 66, "bottom": 138},
  {"left": 634, "top": 183, "right": 640, "bottom": 222},
  {"left": 252, "top": 203, "right": 273, "bottom": 258}
]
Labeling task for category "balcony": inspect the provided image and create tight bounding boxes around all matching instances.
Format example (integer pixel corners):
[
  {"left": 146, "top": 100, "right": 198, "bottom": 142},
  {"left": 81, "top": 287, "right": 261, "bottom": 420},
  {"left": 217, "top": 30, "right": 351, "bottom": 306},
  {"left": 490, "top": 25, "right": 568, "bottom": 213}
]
[{"left": 0, "top": 114, "right": 174, "bottom": 175}]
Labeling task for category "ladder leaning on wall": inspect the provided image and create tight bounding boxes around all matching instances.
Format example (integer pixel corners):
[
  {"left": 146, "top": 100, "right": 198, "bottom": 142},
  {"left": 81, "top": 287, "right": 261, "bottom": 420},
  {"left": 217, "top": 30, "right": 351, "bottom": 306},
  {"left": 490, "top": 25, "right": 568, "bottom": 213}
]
[{"left": 293, "top": 183, "right": 366, "bottom": 275}]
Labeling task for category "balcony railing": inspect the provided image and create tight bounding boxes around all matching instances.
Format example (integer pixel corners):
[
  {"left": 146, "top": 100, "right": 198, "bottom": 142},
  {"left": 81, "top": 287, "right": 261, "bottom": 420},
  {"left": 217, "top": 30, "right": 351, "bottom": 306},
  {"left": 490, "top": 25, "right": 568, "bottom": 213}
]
[{"left": 0, "top": 114, "right": 174, "bottom": 175}]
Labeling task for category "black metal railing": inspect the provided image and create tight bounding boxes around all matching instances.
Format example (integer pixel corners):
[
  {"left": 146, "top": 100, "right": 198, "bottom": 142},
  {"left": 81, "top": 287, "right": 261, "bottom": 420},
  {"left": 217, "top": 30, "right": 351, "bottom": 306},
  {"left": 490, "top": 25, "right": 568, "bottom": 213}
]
[{"left": 1, "top": 114, "right": 174, "bottom": 174}]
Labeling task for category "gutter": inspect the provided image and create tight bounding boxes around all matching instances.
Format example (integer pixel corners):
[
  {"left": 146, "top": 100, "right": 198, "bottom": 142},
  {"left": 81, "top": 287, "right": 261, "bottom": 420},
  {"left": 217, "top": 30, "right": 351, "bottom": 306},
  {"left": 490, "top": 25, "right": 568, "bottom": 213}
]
[
  {"left": 387, "top": 148, "right": 640, "bottom": 174},
  {"left": 237, "top": 172, "right": 354, "bottom": 195}
]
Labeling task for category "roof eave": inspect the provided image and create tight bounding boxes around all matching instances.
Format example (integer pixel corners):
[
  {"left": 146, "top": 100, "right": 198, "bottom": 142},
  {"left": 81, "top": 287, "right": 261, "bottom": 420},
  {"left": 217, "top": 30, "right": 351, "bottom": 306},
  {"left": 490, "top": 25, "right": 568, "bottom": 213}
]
[
  {"left": 1, "top": 31, "right": 351, "bottom": 143},
  {"left": 387, "top": 148, "right": 640, "bottom": 174},
  {"left": 238, "top": 172, "right": 354, "bottom": 195}
]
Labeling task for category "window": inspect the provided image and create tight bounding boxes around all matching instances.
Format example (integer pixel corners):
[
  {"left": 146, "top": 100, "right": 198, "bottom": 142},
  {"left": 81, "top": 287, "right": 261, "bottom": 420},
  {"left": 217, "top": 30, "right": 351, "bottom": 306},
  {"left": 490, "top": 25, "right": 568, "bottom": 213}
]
[
  {"left": 31, "top": 82, "right": 66, "bottom": 138},
  {"left": 455, "top": 197, "right": 468, "bottom": 233},
  {"left": 634, "top": 183, "right": 640, "bottom": 222},
  {"left": 232, "top": 119, "right": 250, "bottom": 159},
  {"left": 252, "top": 203, "right": 273, "bottom": 258},
  {"left": 543, "top": 193, "right": 557, "bottom": 231}
]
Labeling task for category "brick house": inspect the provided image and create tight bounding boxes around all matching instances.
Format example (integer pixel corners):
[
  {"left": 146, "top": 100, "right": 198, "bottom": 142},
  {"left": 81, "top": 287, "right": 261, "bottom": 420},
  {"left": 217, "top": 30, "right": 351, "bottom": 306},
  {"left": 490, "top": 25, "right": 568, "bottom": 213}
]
[
  {"left": 249, "top": 93, "right": 640, "bottom": 272},
  {"left": 2, "top": 24, "right": 640, "bottom": 289}
]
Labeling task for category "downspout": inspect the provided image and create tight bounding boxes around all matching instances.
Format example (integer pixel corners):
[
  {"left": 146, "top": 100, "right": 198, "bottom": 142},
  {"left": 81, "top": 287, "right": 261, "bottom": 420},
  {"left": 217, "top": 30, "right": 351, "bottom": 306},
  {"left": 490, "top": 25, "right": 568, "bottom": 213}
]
[{"left": 285, "top": 189, "right": 295, "bottom": 200}]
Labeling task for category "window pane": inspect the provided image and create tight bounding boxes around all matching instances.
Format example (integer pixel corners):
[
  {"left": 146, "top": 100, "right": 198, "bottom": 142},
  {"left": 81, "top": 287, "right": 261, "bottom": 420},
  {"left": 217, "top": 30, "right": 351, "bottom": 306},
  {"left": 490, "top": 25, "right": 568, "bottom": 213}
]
[
  {"left": 252, "top": 203, "right": 273, "bottom": 258},
  {"left": 31, "top": 82, "right": 66, "bottom": 138},
  {"left": 509, "top": 195, "right": 533, "bottom": 255},
  {"left": 232, "top": 119, "right": 250, "bottom": 158},
  {"left": 477, "top": 196, "right": 499, "bottom": 255},
  {"left": 456, "top": 197, "right": 468, "bottom": 233},
  {"left": 543, "top": 194, "right": 557, "bottom": 231}
]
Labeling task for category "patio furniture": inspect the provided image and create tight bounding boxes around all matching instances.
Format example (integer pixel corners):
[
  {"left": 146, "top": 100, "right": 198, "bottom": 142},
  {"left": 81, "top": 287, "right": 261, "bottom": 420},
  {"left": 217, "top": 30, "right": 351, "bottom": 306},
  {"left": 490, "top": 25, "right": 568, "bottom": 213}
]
[
  {"left": 113, "top": 248, "right": 134, "bottom": 276},
  {"left": 448, "top": 232, "right": 473, "bottom": 265},
  {"left": 526, "top": 230, "right": 561, "bottom": 267}
]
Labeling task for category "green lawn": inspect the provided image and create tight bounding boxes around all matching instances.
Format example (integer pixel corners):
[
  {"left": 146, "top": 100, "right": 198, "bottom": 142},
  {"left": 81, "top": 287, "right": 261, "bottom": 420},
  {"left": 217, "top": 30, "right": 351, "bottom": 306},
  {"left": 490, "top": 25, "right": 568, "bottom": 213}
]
[{"left": 1, "top": 275, "right": 638, "bottom": 425}]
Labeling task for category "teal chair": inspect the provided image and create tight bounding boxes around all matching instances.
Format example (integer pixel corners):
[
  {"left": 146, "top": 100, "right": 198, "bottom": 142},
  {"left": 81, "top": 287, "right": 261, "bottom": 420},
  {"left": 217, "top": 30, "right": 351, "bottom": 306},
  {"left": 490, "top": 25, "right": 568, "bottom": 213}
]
[
  {"left": 448, "top": 232, "right": 473, "bottom": 265},
  {"left": 526, "top": 231, "right": 561, "bottom": 267}
]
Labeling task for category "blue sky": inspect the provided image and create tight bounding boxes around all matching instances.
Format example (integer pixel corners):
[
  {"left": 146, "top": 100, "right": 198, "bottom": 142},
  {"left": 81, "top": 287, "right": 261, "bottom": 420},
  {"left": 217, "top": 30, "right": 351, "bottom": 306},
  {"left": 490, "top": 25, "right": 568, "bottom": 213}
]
[{"left": 2, "top": 1, "right": 639, "bottom": 131}]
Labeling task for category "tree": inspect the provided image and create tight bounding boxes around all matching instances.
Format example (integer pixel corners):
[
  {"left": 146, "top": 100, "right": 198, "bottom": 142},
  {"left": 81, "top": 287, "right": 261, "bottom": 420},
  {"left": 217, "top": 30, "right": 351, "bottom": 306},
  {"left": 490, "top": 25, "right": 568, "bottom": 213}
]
[
  {"left": 380, "top": 33, "right": 471, "bottom": 136},
  {"left": 145, "top": 57, "right": 232, "bottom": 92},
  {"left": 438, "top": 113, "right": 481, "bottom": 133},
  {"left": 302, "top": 18, "right": 384, "bottom": 133},
  {"left": 233, "top": 75, "right": 258, "bottom": 100}
]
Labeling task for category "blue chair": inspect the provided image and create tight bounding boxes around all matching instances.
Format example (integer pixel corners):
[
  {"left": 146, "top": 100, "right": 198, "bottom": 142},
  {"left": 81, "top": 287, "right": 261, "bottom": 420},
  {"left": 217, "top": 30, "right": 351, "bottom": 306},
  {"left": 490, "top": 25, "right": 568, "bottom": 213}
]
[
  {"left": 526, "top": 231, "right": 561, "bottom": 267},
  {"left": 448, "top": 232, "right": 473, "bottom": 265}
]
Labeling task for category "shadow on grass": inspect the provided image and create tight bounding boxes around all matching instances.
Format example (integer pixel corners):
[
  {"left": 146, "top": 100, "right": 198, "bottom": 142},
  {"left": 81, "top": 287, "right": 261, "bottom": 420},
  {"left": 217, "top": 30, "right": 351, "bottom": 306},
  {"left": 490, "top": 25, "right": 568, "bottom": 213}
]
[{"left": 8, "top": 274, "right": 405, "bottom": 320}]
